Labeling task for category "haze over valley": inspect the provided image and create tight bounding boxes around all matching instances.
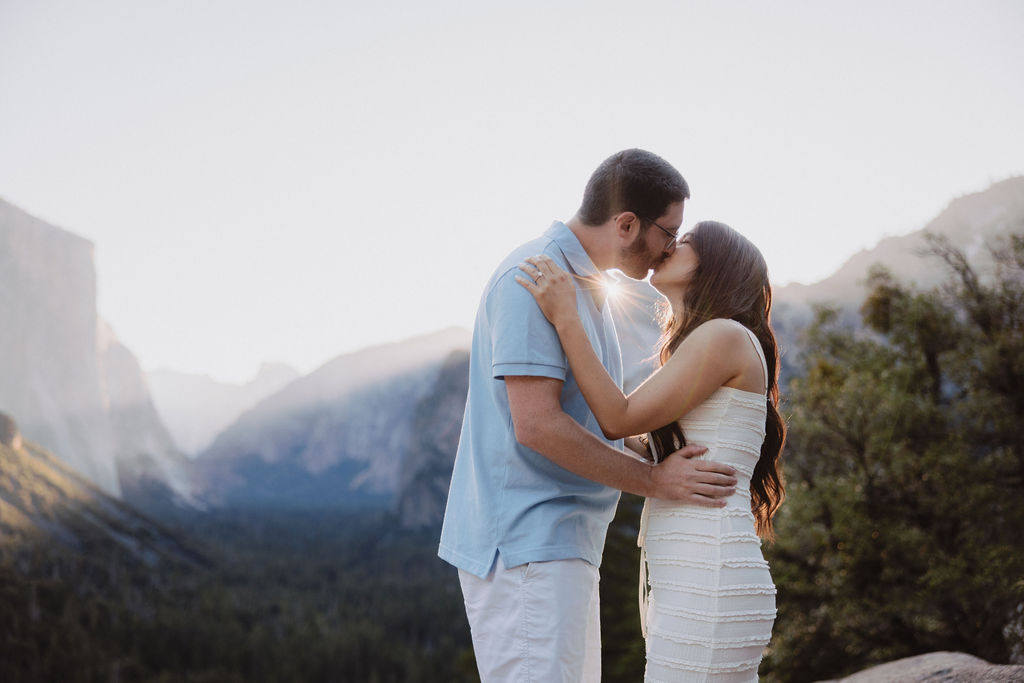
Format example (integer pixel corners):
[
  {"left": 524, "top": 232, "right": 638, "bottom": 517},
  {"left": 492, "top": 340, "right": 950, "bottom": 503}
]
[{"left": 2, "top": 175, "right": 1022, "bottom": 518}]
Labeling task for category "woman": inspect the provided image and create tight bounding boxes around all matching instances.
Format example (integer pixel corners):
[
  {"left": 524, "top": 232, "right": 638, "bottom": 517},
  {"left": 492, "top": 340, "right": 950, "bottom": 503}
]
[{"left": 517, "top": 220, "right": 785, "bottom": 682}]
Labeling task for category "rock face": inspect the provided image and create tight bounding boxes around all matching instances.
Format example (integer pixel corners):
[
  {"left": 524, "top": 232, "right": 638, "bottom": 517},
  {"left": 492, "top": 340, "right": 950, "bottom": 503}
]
[
  {"left": 0, "top": 198, "right": 187, "bottom": 503},
  {"left": 817, "top": 651, "right": 1024, "bottom": 682},
  {"left": 395, "top": 349, "right": 470, "bottom": 529},
  {"left": 0, "top": 198, "right": 119, "bottom": 494},
  {"left": 0, "top": 413, "right": 202, "bottom": 567},
  {"left": 192, "top": 328, "right": 471, "bottom": 509},
  {"left": 98, "top": 321, "right": 193, "bottom": 508}
]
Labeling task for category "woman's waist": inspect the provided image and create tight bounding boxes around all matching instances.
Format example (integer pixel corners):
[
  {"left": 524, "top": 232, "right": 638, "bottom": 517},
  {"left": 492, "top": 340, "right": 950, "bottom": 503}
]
[
  {"left": 645, "top": 499, "right": 757, "bottom": 529},
  {"left": 662, "top": 444, "right": 759, "bottom": 480},
  {"left": 647, "top": 497, "right": 755, "bottom": 516}
]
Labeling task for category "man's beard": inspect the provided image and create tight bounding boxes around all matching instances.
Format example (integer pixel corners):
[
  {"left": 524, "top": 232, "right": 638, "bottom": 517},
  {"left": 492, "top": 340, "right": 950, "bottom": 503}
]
[{"left": 618, "top": 238, "right": 655, "bottom": 280}]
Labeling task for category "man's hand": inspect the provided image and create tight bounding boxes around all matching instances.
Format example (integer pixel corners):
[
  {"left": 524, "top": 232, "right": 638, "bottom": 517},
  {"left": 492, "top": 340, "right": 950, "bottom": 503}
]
[{"left": 649, "top": 445, "right": 738, "bottom": 506}]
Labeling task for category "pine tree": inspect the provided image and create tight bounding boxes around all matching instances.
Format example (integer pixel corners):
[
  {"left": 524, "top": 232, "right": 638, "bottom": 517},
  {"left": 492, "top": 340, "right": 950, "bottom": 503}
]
[{"left": 762, "top": 232, "right": 1024, "bottom": 681}]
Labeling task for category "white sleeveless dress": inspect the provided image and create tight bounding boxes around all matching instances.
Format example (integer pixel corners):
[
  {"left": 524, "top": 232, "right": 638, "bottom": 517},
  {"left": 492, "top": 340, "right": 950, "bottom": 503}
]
[{"left": 638, "top": 324, "right": 776, "bottom": 682}]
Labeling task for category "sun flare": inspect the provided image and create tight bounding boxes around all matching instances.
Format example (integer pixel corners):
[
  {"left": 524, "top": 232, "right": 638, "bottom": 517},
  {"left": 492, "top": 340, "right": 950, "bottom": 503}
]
[{"left": 603, "top": 278, "right": 621, "bottom": 301}]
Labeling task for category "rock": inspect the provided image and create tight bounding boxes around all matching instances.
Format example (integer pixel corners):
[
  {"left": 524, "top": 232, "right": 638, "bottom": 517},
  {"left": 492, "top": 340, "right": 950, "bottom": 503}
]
[
  {"left": 817, "top": 651, "right": 1024, "bottom": 682},
  {"left": 0, "top": 412, "right": 20, "bottom": 449}
]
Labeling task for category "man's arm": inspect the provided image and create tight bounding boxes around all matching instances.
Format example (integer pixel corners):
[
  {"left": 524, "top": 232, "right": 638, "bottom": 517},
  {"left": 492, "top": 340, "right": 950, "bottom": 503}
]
[{"left": 506, "top": 375, "right": 737, "bottom": 505}]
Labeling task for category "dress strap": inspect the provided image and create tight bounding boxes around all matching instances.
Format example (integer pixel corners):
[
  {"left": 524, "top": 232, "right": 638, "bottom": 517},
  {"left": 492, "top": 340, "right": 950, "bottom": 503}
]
[
  {"left": 637, "top": 433, "right": 659, "bottom": 637},
  {"left": 732, "top": 321, "right": 768, "bottom": 394},
  {"left": 638, "top": 497, "right": 652, "bottom": 638}
]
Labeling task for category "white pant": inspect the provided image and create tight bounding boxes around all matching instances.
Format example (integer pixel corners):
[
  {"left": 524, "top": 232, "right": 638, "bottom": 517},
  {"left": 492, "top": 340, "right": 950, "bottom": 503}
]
[{"left": 458, "top": 554, "right": 602, "bottom": 682}]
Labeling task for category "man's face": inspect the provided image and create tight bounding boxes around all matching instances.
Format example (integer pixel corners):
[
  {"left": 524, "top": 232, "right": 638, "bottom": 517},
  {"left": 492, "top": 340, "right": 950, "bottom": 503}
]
[{"left": 616, "top": 201, "right": 685, "bottom": 279}]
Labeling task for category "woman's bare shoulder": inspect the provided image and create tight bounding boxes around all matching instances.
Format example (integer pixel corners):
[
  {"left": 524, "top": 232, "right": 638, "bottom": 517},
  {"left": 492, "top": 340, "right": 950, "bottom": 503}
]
[{"left": 688, "top": 318, "right": 749, "bottom": 344}]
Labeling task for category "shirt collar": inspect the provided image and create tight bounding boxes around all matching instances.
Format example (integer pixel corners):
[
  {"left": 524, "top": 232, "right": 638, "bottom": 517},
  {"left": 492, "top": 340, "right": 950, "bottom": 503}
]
[{"left": 544, "top": 221, "right": 612, "bottom": 284}]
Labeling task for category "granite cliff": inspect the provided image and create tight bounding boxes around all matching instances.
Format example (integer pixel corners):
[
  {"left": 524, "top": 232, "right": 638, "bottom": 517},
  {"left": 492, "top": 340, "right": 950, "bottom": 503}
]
[{"left": 0, "top": 198, "right": 188, "bottom": 505}]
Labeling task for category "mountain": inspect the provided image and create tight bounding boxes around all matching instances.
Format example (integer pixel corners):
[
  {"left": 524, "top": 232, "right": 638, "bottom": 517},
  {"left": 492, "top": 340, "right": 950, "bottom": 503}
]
[
  {"left": 98, "top": 321, "right": 196, "bottom": 510},
  {"left": 774, "top": 175, "right": 1024, "bottom": 309},
  {"left": 0, "top": 197, "right": 189, "bottom": 504},
  {"left": 0, "top": 412, "right": 202, "bottom": 567},
  {"left": 767, "top": 176, "right": 1024, "bottom": 377},
  {"left": 394, "top": 349, "right": 470, "bottom": 529},
  {"left": 191, "top": 327, "right": 471, "bottom": 509},
  {"left": 148, "top": 363, "right": 300, "bottom": 456}
]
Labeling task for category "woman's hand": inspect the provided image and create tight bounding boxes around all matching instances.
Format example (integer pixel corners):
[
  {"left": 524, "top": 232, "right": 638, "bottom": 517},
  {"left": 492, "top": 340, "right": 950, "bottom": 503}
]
[{"left": 515, "top": 255, "right": 578, "bottom": 328}]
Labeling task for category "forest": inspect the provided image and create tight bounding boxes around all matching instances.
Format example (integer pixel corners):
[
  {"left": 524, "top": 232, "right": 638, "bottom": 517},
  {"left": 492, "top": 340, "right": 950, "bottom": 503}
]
[
  {"left": 1, "top": 508, "right": 477, "bottom": 682},
  {"left": 2, "top": 232, "right": 1022, "bottom": 682}
]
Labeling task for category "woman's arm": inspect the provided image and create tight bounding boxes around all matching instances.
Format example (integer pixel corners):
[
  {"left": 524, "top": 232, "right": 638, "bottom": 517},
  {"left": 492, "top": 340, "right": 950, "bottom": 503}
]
[
  {"left": 505, "top": 375, "right": 735, "bottom": 504},
  {"left": 517, "top": 256, "right": 748, "bottom": 439}
]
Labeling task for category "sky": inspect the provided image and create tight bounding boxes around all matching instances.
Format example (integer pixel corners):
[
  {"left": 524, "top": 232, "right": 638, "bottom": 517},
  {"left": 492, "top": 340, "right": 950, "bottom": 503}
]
[{"left": 1, "top": 0, "right": 1022, "bottom": 383}]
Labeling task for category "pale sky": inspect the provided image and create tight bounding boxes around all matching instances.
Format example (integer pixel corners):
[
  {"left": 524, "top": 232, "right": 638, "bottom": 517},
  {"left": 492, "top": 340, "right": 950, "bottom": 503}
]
[{"left": 1, "top": 0, "right": 1022, "bottom": 383}]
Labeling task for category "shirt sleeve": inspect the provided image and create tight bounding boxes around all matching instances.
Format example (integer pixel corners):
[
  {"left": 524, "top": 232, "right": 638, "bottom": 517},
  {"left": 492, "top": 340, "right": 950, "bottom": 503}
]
[{"left": 486, "top": 267, "right": 567, "bottom": 381}]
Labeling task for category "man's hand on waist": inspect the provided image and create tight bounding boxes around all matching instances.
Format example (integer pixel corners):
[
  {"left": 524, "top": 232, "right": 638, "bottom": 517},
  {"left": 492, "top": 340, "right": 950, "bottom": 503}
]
[{"left": 649, "top": 445, "right": 737, "bottom": 506}]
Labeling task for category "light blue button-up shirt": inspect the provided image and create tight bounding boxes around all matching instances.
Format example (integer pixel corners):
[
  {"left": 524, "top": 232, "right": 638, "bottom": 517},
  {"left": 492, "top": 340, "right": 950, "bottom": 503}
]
[{"left": 438, "top": 221, "right": 624, "bottom": 578}]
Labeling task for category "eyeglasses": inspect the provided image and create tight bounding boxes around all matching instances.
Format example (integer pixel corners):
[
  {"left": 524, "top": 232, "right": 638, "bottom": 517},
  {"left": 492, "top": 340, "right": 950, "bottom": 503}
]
[{"left": 648, "top": 219, "right": 680, "bottom": 253}]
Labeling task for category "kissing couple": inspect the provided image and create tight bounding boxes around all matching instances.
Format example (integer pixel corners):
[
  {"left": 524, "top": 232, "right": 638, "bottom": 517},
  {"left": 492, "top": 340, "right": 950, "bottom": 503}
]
[{"left": 439, "top": 149, "right": 786, "bottom": 682}]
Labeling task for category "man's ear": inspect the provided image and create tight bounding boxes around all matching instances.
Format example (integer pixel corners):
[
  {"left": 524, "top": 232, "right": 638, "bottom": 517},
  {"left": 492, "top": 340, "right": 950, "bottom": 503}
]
[{"left": 613, "top": 211, "right": 639, "bottom": 238}]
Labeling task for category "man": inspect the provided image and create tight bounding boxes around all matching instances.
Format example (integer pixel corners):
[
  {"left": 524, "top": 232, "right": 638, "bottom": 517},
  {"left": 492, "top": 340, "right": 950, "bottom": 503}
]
[{"left": 438, "top": 149, "right": 738, "bottom": 681}]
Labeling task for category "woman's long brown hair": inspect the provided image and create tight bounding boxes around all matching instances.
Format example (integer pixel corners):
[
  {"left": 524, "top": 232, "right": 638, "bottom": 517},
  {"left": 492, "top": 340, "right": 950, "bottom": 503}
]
[{"left": 646, "top": 221, "right": 786, "bottom": 540}]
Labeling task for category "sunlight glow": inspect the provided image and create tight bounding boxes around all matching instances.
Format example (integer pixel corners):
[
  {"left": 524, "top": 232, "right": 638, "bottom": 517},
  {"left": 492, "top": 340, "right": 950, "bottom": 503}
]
[{"left": 603, "top": 278, "right": 621, "bottom": 301}]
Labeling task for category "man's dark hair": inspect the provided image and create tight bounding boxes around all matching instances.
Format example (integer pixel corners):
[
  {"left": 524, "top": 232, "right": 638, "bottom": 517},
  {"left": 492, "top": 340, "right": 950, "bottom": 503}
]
[{"left": 577, "top": 149, "right": 690, "bottom": 226}]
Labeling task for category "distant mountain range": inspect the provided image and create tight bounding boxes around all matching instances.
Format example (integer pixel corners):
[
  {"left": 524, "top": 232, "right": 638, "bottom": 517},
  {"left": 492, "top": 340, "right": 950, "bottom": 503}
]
[
  {"left": 774, "top": 175, "right": 1024, "bottom": 308},
  {"left": 2, "top": 176, "right": 1021, "bottom": 528},
  {"left": 148, "top": 363, "right": 300, "bottom": 456}
]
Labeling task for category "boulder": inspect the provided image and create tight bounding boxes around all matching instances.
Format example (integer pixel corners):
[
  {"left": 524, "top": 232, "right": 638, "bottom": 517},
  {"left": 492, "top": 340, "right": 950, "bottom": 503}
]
[{"left": 818, "top": 651, "right": 1024, "bottom": 683}]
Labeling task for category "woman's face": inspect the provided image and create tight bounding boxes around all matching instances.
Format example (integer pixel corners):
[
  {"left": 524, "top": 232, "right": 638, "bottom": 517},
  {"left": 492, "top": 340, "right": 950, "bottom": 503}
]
[{"left": 649, "top": 234, "right": 699, "bottom": 298}]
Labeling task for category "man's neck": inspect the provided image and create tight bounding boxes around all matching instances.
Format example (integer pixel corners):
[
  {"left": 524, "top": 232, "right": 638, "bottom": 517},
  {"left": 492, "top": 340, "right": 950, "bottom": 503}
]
[
  {"left": 564, "top": 215, "right": 614, "bottom": 311},
  {"left": 565, "top": 215, "right": 615, "bottom": 272}
]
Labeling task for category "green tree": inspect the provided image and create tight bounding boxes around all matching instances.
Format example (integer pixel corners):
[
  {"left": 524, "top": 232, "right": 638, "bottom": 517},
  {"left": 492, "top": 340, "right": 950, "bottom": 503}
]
[{"left": 763, "top": 232, "right": 1024, "bottom": 681}]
